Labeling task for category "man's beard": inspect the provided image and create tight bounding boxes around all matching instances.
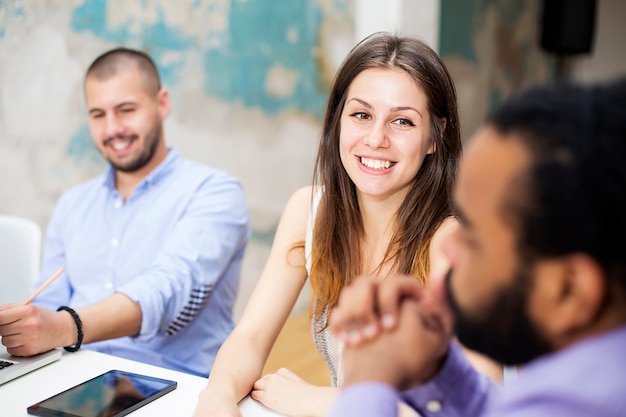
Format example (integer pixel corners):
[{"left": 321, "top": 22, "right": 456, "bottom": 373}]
[
  {"left": 444, "top": 268, "right": 553, "bottom": 366},
  {"left": 105, "top": 125, "right": 161, "bottom": 173}
]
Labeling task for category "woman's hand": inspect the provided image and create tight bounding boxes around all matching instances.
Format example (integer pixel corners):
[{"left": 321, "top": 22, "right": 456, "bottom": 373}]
[{"left": 252, "top": 368, "right": 338, "bottom": 417}]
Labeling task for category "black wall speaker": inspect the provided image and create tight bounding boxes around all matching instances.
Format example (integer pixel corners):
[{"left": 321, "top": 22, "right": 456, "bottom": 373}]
[{"left": 540, "top": 0, "right": 597, "bottom": 54}]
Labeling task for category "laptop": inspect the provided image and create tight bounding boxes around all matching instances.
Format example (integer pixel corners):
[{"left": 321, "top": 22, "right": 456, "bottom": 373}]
[{"left": 0, "top": 344, "right": 62, "bottom": 385}]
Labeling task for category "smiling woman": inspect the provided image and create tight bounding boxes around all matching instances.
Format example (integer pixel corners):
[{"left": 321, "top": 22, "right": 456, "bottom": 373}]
[
  {"left": 339, "top": 67, "right": 434, "bottom": 201},
  {"left": 193, "top": 32, "right": 463, "bottom": 417},
  {"left": 310, "top": 33, "right": 461, "bottom": 318}
]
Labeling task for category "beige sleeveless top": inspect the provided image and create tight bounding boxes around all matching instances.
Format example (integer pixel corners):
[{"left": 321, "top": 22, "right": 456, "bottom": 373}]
[{"left": 305, "top": 189, "right": 344, "bottom": 387}]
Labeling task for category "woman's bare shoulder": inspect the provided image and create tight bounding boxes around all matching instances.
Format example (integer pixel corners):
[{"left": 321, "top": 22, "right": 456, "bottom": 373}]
[
  {"left": 291, "top": 185, "right": 315, "bottom": 201},
  {"left": 276, "top": 186, "right": 316, "bottom": 237},
  {"left": 434, "top": 216, "right": 459, "bottom": 239}
]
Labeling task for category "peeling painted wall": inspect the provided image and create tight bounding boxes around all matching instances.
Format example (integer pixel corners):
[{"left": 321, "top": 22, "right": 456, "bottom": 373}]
[
  {"left": 2, "top": 0, "right": 623, "bottom": 320},
  {"left": 439, "top": 0, "right": 626, "bottom": 140},
  {"left": 440, "top": 0, "right": 554, "bottom": 139},
  {"left": 0, "top": 0, "right": 354, "bottom": 318}
]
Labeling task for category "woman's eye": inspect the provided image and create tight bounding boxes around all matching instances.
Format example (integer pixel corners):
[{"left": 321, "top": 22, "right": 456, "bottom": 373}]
[
  {"left": 392, "top": 117, "right": 415, "bottom": 127},
  {"left": 350, "top": 111, "right": 370, "bottom": 121}
]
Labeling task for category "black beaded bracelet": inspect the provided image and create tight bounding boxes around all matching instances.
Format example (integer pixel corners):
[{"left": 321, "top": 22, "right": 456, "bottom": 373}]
[{"left": 56, "top": 306, "right": 83, "bottom": 352}]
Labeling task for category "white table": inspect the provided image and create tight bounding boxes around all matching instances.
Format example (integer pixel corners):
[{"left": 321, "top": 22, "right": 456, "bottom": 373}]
[{"left": 1, "top": 349, "right": 284, "bottom": 416}]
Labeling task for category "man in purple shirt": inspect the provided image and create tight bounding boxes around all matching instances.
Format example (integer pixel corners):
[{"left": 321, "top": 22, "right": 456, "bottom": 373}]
[{"left": 327, "top": 78, "right": 626, "bottom": 416}]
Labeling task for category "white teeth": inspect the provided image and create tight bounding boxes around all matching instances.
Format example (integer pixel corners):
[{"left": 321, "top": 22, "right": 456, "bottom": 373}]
[
  {"left": 360, "top": 157, "right": 391, "bottom": 170},
  {"left": 111, "top": 140, "right": 130, "bottom": 150}
]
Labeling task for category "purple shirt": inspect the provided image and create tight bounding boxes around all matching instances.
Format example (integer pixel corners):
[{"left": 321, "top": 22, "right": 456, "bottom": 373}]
[{"left": 328, "top": 326, "right": 626, "bottom": 417}]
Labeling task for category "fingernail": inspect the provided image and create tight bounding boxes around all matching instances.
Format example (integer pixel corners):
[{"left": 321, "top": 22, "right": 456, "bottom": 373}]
[
  {"left": 363, "top": 324, "right": 377, "bottom": 338},
  {"left": 382, "top": 314, "right": 395, "bottom": 329},
  {"left": 349, "top": 330, "right": 361, "bottom": 344}
]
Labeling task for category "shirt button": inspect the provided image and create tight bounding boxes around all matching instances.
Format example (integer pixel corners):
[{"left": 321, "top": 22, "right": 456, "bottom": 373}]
[
  {"left": 114, "top": 199, "right": 122, "bottom": 209},
  {"left": 104, "top": 281, "right": 113, "bottom": 290},
  {"left": 426, "top": 400, "right": 442, "bottom": 412},
  {"left": 111, "top": 238, "right": 119, "bottom": 247}
]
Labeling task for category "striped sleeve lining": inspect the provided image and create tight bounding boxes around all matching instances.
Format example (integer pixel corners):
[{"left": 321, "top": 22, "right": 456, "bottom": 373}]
[{"left": 166, "top": 285, "right": 213, "bottom": 335}]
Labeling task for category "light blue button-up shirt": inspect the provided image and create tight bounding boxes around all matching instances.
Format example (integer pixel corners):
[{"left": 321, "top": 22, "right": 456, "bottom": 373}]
[{"left": 32, "top": 148, "right": 250, "bottom": 376}]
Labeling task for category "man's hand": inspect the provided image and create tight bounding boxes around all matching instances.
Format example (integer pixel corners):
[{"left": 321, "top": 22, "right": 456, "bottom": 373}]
[
  {"left": 0, "top": 293, "right": 142, "bottom": 357},
  {"left": 330, "top": 273, "right": 455, "bottom": 390},
  {"left": 330, "top": 274, "right": 454, "bottom": 346},
  {"left": 0, "top": 304, "right": 74, "bottom": 356},
  {"left": 342, "top": 299, "right": 451, "bottom": 390}
]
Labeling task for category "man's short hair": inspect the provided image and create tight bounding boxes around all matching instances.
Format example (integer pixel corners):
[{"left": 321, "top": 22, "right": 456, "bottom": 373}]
[
  {"left": 86, "top": 47, "right": 161, "bottom": 96},
  {"left": 487, "top": 78, "right": 626, "bottom": 291}
]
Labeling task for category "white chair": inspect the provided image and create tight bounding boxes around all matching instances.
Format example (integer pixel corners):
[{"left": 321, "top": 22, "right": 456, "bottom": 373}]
[{"left": 0, "top": 215, "right": 42, "bottom": 305}]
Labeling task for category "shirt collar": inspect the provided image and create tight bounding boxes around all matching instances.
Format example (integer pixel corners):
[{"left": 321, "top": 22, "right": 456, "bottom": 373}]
[{"left": 102, "top": 147, "right": 180, "bottom": 190}]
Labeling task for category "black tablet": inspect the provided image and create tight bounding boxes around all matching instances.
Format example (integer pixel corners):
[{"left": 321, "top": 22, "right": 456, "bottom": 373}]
[{"left": 27, "top": 369, "right": 177, "bottom": 417}]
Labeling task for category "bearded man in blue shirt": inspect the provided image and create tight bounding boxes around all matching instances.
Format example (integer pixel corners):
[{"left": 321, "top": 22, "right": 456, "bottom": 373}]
[
  {"left": 0, "top": 48, "right": 251, "bottom": 377},
  {"left": 327, "top": 77, "right": 626, "bottom": 416}
]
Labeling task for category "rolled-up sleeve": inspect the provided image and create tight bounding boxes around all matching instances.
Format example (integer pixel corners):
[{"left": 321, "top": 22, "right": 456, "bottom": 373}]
[{"left": 118, "top": 170, "right": 250, "bottom": 341}]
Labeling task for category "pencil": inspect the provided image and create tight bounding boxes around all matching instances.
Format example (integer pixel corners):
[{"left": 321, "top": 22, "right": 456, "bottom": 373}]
[{"left": 22, "top": 266, "right": 65, "bottom": 305}]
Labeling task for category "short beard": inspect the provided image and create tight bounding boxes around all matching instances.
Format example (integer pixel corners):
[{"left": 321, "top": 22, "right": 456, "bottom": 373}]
[
  {"left": 108, "top": 125, "right": 161, "bottom": 173},
  {"left": 444, "top": 268, "right": 553, "bottom": 366}
]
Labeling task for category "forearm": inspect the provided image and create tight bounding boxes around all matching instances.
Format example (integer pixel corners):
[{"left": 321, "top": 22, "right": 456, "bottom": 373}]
[
  {"left": 75, "top": 293, "right": 142, "bottom": 344},
  {"left": 200, "top": 332, "right": 269, "bottom": 402}
]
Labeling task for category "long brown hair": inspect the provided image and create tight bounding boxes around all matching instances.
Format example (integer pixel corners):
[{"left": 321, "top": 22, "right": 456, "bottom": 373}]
[{"left": 310, "top": 32, "right": 461, "bottom": 317}]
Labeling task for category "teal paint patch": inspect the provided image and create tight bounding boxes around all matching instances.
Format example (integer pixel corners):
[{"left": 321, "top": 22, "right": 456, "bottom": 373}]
[
  {"left": 440, "top": 0, "right": 478, "bottom": 62},
  {"left": 69, "top": 0, "right": 347, "bottom": 119},
  {"left": 202, "top": 0, "right": 328, "bottom": 119},
  {"left": 332, "top": 0, "right": 349, "bottom": 12},
  {"left": 440, "top": 0, "right": 532, "bottom": 63},
  {"left": 67, "top": 124, "right": 105, "bottom": 168},
  {"left": 140, "top": 14, "right": 194, "bottom": 87},
  {"left": 71, "top": 0, "right": 131, "bottom": 43},
  {"left": 71, "top": 1, "right": 193, "bottom": 87},
  {"left": 0, "top": 0, "right": 27, "bottom": 38}
]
